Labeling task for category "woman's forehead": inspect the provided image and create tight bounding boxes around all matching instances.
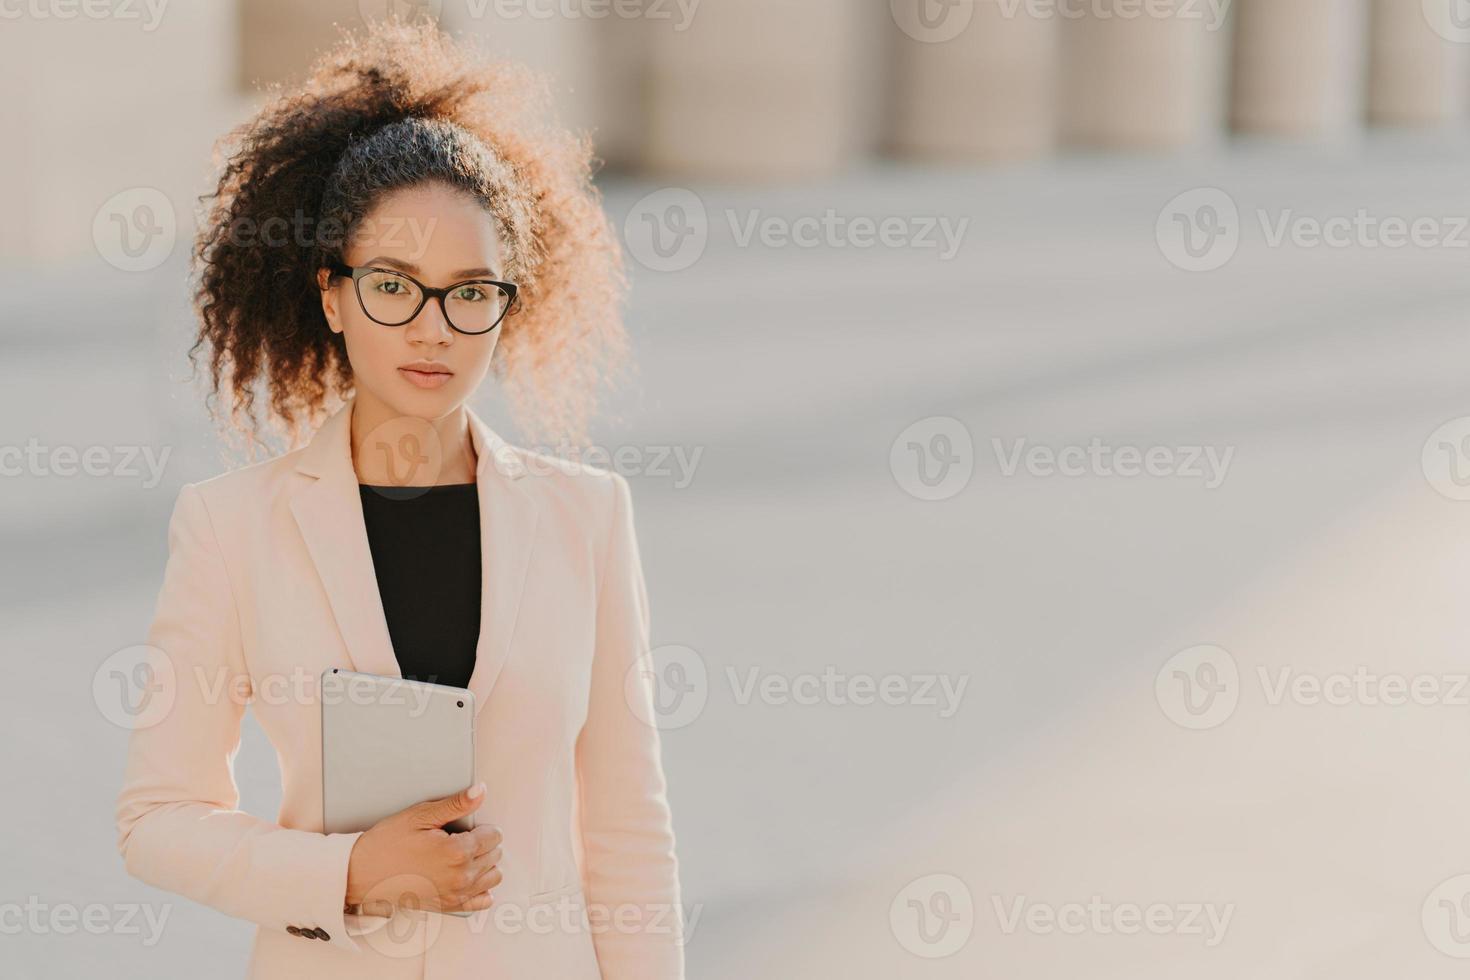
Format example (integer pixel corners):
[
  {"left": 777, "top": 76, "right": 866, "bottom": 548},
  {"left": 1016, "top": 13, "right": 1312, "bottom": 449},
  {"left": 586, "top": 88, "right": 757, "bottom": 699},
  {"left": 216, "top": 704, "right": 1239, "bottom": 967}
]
[{"left": 347, "top": 183, "right": 504, "bottom": 274}]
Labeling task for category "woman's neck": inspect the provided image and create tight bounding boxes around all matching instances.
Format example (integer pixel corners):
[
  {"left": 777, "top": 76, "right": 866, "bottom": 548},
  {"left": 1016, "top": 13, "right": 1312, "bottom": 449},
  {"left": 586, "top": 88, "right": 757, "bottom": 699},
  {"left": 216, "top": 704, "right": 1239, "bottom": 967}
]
[{"left": 348, "top": 393, "right": 478, "bottom": 487}]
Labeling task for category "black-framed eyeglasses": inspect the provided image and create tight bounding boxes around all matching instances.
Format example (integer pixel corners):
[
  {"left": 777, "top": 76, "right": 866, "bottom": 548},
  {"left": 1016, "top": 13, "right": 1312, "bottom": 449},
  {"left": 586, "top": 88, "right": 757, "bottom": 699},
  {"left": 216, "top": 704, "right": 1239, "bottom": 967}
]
[{"left": 328, "top": 263, "right": 519, "bottom": 336}]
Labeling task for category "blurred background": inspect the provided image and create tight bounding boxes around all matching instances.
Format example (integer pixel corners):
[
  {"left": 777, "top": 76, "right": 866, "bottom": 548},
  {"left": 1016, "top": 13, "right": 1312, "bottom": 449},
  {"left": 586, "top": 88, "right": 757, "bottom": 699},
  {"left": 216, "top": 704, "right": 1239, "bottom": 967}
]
[{"left": 11, "top": 0, "right": 1470, "bottom": 976}]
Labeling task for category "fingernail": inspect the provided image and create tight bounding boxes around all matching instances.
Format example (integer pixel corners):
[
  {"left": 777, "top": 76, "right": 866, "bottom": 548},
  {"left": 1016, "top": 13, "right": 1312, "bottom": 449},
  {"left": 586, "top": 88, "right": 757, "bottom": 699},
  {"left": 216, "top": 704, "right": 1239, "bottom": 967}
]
[{"left": 468, "top": 782, "right": 485, "bottom": 799}]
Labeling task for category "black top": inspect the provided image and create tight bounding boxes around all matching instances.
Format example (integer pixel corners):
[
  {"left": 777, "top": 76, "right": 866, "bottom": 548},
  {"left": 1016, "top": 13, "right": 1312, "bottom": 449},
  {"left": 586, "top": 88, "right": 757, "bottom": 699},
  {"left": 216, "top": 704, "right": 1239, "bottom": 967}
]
[{"left": 358, "top": 483, "right": 481, "bottom": 690}]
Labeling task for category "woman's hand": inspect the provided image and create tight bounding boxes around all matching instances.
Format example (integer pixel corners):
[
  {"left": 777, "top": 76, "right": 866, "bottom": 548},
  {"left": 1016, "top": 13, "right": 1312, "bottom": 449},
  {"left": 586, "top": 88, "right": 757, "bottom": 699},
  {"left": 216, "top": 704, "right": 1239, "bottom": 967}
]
[{"left": 344, "top": 782, "right": 503, "bottom": 916}]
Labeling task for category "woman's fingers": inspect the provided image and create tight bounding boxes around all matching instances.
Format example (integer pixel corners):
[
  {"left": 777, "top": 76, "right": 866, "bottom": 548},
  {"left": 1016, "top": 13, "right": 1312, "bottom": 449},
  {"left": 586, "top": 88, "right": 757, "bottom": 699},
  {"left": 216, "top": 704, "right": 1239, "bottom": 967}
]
[
  {"left": 466, "top": 861, "right": 503, "bottom": 895},
  {"left": 451, "top": 890, "right": 496, "bottom": 913},
  {"left": 467, "top": 824, "right": 502, "bottom": 857}
]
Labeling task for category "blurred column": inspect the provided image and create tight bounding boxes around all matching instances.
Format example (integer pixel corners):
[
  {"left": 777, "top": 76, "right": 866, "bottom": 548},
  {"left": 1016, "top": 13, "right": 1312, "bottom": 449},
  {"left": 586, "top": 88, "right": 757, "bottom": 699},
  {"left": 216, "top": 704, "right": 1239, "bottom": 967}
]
[
  {"left": 1058, "top": 0, "right": 1233, "bottom": 150},
  {"left": 1230, "top": 0, "right": 1369, "bottom": 138},
  {"left": 0, "top": 3, "right": 237, "bottom": 264},
  {"left": 1366, "top": 0, "right": 1469, "bottom": 126},
  {"left": 888, "top": 0, "right": 1058, "bottom": 162},
  {"left": 241, "top": 1, "right": 611, "bottom": 168},
  {"left": 439, "top": 2, "right": 601, "bottom": 137},
  {"left": 640, "top": 0, "right": 871, "bottom": 179},
  {"left": 239, "top": 0, "right": 354, "bottom": 90}
]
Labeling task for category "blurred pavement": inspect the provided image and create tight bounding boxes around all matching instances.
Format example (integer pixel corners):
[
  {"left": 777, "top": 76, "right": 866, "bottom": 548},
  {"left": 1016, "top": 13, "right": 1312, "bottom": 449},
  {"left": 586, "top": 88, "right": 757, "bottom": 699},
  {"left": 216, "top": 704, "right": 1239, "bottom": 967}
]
[{"left": 9, "top": 133, "right": 1470, "bottom": 975}]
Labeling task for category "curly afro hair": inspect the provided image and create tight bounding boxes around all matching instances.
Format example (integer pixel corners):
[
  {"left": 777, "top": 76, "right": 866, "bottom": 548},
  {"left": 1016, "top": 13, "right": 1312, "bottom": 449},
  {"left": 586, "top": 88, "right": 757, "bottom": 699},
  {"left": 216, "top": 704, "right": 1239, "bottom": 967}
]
[{"left": 191, "top": 18, "right": 626, "bottom": 449}]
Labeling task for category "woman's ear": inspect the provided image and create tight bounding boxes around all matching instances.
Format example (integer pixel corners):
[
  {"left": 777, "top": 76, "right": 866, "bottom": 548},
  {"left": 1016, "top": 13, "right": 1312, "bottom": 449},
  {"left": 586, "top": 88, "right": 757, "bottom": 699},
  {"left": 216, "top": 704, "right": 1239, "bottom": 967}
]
[{"left": 317, "top": 268, "right": 344, "bottom": 335}]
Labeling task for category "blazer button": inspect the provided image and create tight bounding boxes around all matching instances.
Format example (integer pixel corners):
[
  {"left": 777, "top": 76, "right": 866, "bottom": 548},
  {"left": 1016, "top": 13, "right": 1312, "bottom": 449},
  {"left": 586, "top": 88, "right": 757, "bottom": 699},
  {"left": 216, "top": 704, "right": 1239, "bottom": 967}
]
[
  {"left": 311, "top": 927, "right": 331, "bottom": 941},
  {"left": 286, "top": 926, "right": 302, "bottom": 936}
]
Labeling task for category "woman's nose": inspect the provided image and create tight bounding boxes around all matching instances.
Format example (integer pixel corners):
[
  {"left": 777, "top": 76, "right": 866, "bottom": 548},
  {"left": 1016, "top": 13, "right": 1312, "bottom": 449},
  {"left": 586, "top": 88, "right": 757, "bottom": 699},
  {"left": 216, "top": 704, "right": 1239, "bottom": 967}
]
[{"left": 405, "top": 297, "right": 455, "bottom": 344}]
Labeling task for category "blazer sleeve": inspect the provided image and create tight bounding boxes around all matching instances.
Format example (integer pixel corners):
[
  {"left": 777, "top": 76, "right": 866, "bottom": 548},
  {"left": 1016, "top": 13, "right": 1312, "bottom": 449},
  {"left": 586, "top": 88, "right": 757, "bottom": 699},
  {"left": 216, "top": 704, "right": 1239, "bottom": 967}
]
[
  {"left": 574, "top": 473, "right": 686, "bottom": 979},
  {"left": 113, "top": 482, "right": 386, "bottom": 953}
]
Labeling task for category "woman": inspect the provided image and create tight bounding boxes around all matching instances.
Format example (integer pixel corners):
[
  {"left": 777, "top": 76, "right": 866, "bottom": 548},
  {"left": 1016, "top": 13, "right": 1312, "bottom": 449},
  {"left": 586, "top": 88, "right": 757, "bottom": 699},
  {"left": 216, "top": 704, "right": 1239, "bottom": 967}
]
[{"left": 113, "top": 20, "right": 683, "bottom": 980}]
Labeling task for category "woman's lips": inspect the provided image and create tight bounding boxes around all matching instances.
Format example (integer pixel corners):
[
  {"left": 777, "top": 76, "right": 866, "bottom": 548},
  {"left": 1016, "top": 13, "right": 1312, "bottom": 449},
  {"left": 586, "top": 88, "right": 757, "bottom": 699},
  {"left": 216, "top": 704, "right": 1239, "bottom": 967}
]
[{"left": 398, "top": 366, "right": 453, "bottom": 389}]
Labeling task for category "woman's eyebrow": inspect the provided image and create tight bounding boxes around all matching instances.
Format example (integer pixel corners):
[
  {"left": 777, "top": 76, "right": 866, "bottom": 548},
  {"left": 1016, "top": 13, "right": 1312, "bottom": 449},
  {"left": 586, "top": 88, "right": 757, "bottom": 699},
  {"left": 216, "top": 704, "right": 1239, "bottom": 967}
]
[{"left": 361, "top": 255, "right": 498, "bottom": 279}]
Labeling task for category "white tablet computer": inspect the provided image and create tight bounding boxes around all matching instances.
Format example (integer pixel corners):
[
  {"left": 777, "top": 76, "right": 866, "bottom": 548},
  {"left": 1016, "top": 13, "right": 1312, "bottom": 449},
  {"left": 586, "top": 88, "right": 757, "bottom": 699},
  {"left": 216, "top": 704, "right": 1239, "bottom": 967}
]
[{"left": 321, "top": 668, "right": 477, "bottom": 837}]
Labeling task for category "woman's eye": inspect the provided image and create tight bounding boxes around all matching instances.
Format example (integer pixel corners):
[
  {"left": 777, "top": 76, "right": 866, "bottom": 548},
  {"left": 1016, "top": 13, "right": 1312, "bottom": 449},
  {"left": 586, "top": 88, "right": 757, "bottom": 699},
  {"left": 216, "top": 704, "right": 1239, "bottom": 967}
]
[{"left": 454, "top": 286, "right": 486, "bottom": 303}]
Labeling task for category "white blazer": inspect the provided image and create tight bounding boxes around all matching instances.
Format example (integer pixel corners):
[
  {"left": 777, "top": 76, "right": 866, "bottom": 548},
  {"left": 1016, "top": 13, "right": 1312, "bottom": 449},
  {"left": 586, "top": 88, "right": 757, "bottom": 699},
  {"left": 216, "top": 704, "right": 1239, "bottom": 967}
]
[{"left": 114, "top": 396, "right": 685, "bottom": 978}]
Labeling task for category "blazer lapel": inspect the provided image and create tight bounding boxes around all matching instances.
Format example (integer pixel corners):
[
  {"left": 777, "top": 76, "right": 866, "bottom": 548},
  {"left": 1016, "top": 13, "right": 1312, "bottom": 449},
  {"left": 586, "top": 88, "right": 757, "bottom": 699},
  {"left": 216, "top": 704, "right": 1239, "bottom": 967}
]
[
  {"left": 288, "top": 397, "right": 540, "bottom": 709},
  {"left": 289, "top": 400, "right": 402, "bottom": 682},
  {"left": 465, "top": 410, "right": 540, "bottom": 715}
]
